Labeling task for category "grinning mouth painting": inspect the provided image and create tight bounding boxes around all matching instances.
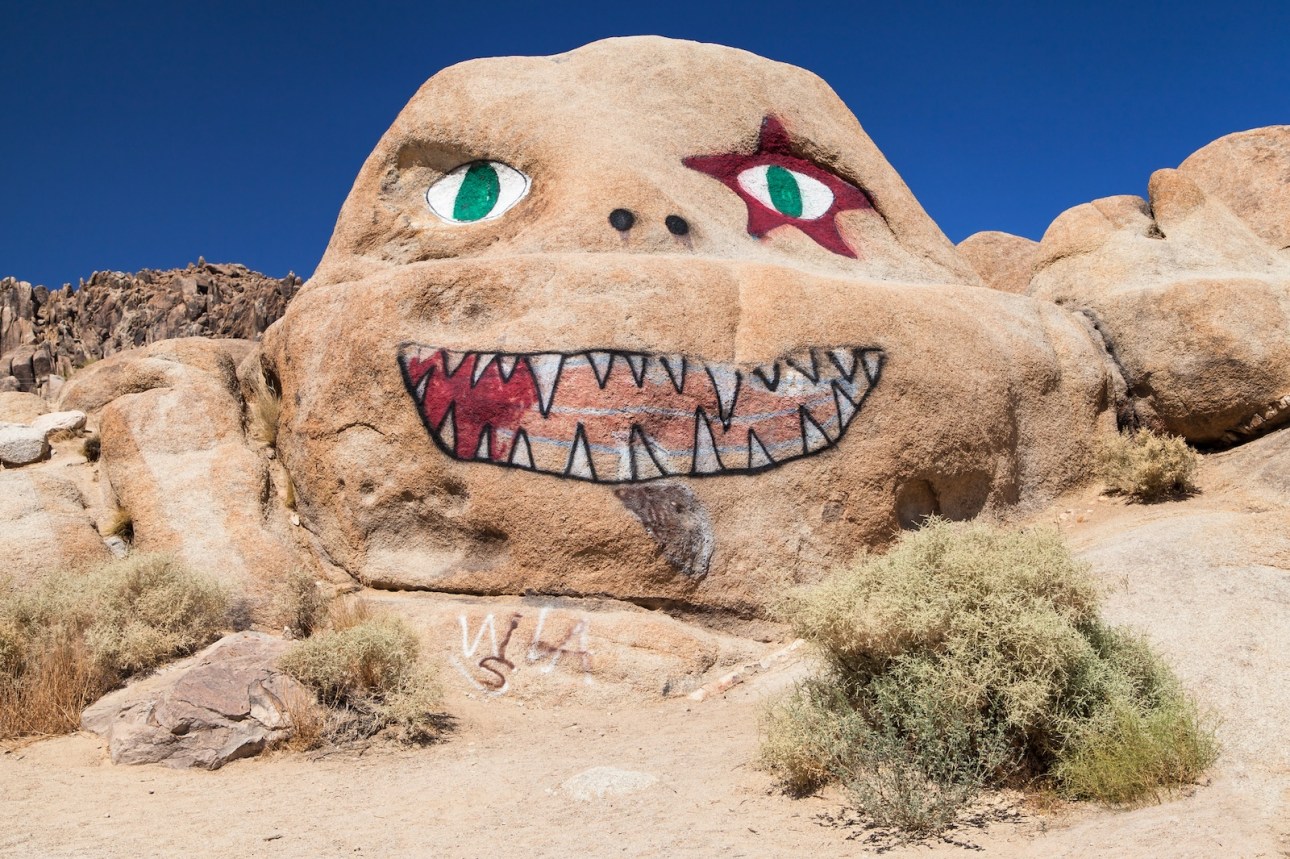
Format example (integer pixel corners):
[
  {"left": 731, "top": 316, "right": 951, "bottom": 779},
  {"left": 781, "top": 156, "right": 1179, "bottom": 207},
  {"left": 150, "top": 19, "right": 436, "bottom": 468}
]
[{"left": 398, "top": 345, "right": 884, "bottom": 483}]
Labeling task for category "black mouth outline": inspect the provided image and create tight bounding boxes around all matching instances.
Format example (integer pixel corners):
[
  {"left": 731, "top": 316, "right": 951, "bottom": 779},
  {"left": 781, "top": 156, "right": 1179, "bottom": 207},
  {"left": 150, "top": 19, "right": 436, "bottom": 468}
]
[{"left": 398, "top": 345, "right": 884, "bottom": 485}]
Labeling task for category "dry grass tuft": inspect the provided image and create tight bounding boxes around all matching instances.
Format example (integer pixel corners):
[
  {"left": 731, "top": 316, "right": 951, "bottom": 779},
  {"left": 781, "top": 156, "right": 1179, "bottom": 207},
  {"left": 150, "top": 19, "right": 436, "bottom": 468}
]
[
  {"left": 1, "top": 554, "right": 228, "bottom": 741},
  {"left": 101, "top": 507, "right": 134, "bottom": 542},
  {"left": 278, "top": 605, "right": 443, "bottom": 746},
  {"left": 249, "top": 382, "right": 281, "bottom": 447},
  {"left": 1097, "top": 429, "right": 1199, "bottom": 501},
  {"left": 761, "top": 518, "right": 1217, "bottom": 836}
]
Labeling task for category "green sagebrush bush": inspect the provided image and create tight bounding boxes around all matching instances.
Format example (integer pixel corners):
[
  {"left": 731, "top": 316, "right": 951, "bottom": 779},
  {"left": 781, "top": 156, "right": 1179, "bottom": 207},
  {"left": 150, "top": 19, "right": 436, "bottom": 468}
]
[
  {"left": 760, "top": 518, "right": 1216, "bottom": 836},
  {"left": 1097, "top": 429, "right": 1199, "bottom": 501},
  {"left": 1, "top": 554, "right": 228, "bottom": 740},
  {"left": 277, "top": 607, "right": 443, "bottom": 746}
]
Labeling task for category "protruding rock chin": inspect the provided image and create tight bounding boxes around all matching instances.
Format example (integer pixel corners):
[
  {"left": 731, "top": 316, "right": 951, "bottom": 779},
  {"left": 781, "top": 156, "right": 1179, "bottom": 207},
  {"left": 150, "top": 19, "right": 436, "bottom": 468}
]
[{"left": 397, "top": 345, "right": 884, "bottom": 483}]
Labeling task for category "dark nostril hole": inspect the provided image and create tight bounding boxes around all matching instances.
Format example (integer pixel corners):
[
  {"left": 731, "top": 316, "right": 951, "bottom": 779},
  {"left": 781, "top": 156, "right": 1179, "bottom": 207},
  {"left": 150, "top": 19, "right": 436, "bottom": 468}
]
[
  {"left": 665, "top": 215, "right": 689, "bottom": 236},
  {"left": 609, "top": 208, "right": 635, "bottom": 231}
]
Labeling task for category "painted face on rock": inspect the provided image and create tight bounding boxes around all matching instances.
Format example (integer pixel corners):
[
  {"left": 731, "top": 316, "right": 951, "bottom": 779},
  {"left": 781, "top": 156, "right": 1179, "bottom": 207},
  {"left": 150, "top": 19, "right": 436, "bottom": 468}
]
[
  {"left": 397, "top": 115, "right": 886, "bottom": 484},
  {"left": 269, "top": 37, "right": 1109, "bottom": 602}
]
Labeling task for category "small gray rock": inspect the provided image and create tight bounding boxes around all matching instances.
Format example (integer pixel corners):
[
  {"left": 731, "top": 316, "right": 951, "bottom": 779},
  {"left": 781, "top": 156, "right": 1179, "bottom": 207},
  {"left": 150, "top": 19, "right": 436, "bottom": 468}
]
[{"left": 0, "top": 423, "right": 49, "bottom": 466}]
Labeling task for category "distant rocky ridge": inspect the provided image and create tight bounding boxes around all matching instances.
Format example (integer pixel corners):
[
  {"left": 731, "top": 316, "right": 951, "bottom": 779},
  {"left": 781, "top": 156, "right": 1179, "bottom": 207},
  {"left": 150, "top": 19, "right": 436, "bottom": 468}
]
[{"left": 0, "top": 261, "right": 301, "bottom": 397}]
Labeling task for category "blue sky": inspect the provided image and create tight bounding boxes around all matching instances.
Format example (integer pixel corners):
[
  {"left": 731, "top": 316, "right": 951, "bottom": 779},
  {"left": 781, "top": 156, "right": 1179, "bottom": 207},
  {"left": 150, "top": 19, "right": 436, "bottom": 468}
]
[{"left": 2, "top": 1, "right": 1286, "bottom": 288}]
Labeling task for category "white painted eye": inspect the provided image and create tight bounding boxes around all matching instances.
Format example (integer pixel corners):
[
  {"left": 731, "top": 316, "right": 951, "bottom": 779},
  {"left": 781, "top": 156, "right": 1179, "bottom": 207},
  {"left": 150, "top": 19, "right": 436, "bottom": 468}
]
[
  {"left": 426, "top": 161, "right": 530, "bottom": 224},
  {"left": 736, "top": 164, "right": 834, "bottom": 220}
]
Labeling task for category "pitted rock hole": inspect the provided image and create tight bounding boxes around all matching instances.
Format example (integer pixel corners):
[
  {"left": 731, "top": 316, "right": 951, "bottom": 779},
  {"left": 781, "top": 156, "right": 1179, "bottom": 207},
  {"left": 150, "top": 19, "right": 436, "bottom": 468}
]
[
  {"left": 895, "top": 479, "right": 940, "bottom": 530},
  {"left": 614, "top": 482, "right": 714, "bottom": 579}
]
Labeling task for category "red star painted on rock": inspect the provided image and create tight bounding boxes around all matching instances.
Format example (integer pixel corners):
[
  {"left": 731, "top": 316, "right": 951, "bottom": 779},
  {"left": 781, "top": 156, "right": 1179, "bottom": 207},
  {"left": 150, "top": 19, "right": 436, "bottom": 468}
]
[{"left": 683, "top": 116, "right": 874, "bottom": 258}]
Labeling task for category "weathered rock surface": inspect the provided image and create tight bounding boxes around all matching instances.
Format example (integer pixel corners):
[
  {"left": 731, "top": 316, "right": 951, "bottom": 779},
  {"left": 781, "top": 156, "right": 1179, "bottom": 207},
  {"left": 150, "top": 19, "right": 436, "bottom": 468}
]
[
  {"left": 81, "top": 632, "right": 304, "bottom": 769},
  {"left": 0, "top": 391, "right": 48, "bottom": 423},
  {"left": 1179, "top": 125, "right": 1290, "bottom": 254},
  {"left": 957, "top": 230, "right": 1038, "bottom": 294},
  {"left": 263, "top": 36, "right": 1114, "bottom": 613},
  {"left": 0, "top": 469, "right": 109, "bottom": 578},
  {"left": 0, "top": 408, "right": 87, "bottom": 467},
  {"left": 1030, "top": 163, "right": 1290, "bottom": 444},
  {"left": 0, "top": 424, "right": 49, "bottom": 466},
  {"left": 0, "top": 262, "right": 300, "bottom": 397},
  {"left": 368, "top": 590, "right": 760, "bottom": 699},
  {"left": 62, "top": 338, "right": 302, "bottom": 599}
]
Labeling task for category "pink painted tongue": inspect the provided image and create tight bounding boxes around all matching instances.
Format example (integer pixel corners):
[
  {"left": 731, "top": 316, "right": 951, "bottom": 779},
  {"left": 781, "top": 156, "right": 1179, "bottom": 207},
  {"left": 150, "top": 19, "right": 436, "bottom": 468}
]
[{"left": 406, "top": 352, "right": 537, "bottom": 459}]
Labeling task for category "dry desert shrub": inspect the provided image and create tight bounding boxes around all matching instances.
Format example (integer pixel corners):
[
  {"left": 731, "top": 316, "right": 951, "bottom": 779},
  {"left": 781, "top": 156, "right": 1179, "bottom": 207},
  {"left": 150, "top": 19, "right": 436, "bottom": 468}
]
[
  {"left": 1097, "top": 429, "right": 1199, "bottom": 501},
  {"left": 274, "top": 568, "right": 328, "bottom": 638},
  {"left": 761, "top": 518, "right": 1217, "bottom": 836},
  {"left": 0, "top": 554, "right": 228, "bottom": 740},
  {"left": 278, "top": 603, "right": 443, "bottom": 746},
  {"left": 81, "top": 433, "right": 101, "bottom": 462}
]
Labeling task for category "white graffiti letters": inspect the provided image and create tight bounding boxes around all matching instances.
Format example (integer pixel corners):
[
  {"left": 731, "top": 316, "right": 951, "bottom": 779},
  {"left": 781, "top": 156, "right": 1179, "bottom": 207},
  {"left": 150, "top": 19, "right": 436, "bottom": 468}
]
[{"left": 451, "top": 607, "right": 594, "bottom": 695}]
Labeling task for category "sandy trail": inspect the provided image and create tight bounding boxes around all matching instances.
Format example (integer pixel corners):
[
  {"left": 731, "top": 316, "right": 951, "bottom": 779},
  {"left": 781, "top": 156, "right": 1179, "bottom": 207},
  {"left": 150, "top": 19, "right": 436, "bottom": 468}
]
[{"left": 2, "top": 437, "right": 1288, "bottom": 858}]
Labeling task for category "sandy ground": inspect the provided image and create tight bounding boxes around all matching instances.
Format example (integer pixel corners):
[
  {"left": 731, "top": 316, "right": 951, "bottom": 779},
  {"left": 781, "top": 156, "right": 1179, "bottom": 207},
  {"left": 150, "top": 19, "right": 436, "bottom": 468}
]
[{"left": 2, "top": 434, "right": 1288, "bottom": 858}]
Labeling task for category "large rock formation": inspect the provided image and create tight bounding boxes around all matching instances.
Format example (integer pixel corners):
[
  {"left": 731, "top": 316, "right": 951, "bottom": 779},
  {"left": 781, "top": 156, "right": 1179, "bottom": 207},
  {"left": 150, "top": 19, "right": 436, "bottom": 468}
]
[
  {"left": 260, "top": 37, "right": 1115, "bottom": 613},
  {"left": 57, "top": 339, "right": 304, "bottom": 599},
  {"left": 81, "top": 632, "right": 305, "bottom": 769},
  {"left": 0, "top": 262, "right": 300, "bottom": 397},
  {"left": 9, "top": 38, "right": 1286, "bottom": 635},
  {"left": 1030, "top": 134, "right": 1290, "bottom": 445}
]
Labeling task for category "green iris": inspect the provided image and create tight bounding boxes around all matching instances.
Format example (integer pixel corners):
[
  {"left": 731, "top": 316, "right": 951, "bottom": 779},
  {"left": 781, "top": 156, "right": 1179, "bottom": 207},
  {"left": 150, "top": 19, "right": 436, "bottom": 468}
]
[
  {"left": 765, "top": 165, "right": 803, "bottom": 218},
  {"left": 453, "top": 162, "right": 501, "bottom": 222}
]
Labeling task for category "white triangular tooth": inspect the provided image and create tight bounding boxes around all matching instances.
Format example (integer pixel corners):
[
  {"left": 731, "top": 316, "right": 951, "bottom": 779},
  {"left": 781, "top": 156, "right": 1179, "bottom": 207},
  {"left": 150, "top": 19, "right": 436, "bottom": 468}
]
[
  {"left": 496, "top": 355, "right": 518, "bottom": 381},
  {"left": 474, "top": 429, "right": 491, "bottom": 460},
  {"left": 615, "top": 436, "right": 634, "bottom": 481},
  {"left": 565, "top": 426, "right": 596, "bottom": 481},
  {"left": 830, "top": 348, "right": 858, "bottom": 381},
  {"left": 801, "top": 408, "right": 829, "bottom": 454},
  {"left": 471, "top": 353, "right": 496, "bottom": 385},
  {"left": 436, "top": 407, "right": 457, "bottom": 453},
  {"left": 414, "top": 370, "right": 430, "bottom": 402},
  {"left": 692, "top": 411, "right": 722, "bottom": 474},
  {"left": 748, "top": 430, "right": 774, "bottom": 469},
  {"left": 834, "top": 374, "right": 869, "bottom": 404},
  {"left": 625, "top": 354, "right": 647, "bottom": 387},
  {"left": 706, "top": 366, "right": 741, "bottom": 425},
  {"left": 526, "top": 354, "right": 564, "bottom": 416},
  {"left": 751, "top": 362, "right": 781, "bottom": 392},
  {"left": 443, "top": 350, "right": 469, "bottom": 377},
  {"left": 862, "top": 350, "right": 883, "bottom": 384},
  {"left": 630, "top": 428, "right": 667, "bottom": 479},
  {"left": 508, "top": 431, "right": 534, "bottom": 469},
  {"left": 785, "top": 351, "right": 820, "bottom": 383},
  {"left": 587, "top": 351, "right": 614, "bottom": 387},
  {"left": 834, "top": 383, "right": 858, "bottom": 429},
  {"left": 660, "top": 356, "right": 686, "bottom": 394}
]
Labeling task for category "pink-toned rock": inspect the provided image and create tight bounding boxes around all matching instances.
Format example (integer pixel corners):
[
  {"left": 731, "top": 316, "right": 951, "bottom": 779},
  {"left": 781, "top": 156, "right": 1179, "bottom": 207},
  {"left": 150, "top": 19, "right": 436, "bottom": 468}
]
[
  {"left": 1031, "top": 163, "right": 1290, "bottom": 443},
  {"left": 1179, "top": 125, "right": 1290, "bottom": 254},
  {"left": 0, "top": 470, "right": 108, "bottom": 578},
  {"left": 62, "top": 339, "right": 304, "bottom": 607},
  {"left": 957, "top": 231, "right": 1039, "bottom": 294},
  {"left": 81, "top": 632, "right": 304, "bottom": 769},
  {"left": 0, "top": 391, "right": 48, "bottom": 424}
]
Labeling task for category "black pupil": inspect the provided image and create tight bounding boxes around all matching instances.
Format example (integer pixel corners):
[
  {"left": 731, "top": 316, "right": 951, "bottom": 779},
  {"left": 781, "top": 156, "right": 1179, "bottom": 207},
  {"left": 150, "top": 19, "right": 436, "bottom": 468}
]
[
  {"left": 609, "top": 209, "right": 635, "bottom": 231},
  {"left": 665, "top": 215, "right": 689, "bottom": 236}
]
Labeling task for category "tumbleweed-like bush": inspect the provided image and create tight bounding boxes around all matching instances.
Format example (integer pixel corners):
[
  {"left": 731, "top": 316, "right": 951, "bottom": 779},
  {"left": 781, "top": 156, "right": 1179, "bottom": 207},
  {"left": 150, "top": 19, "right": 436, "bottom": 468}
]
[
  {"left": 760, "top": 518, "right": 1216, "bottom": 836},
  {"left": 1097, "top": 429, "right": 1199, "bottom": 501},
  {"left": 278, "top": 604, "right": 443, "bottom": 746},
  {"left": 0, "top": 554, "right": 228, "bottom": 740}
]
